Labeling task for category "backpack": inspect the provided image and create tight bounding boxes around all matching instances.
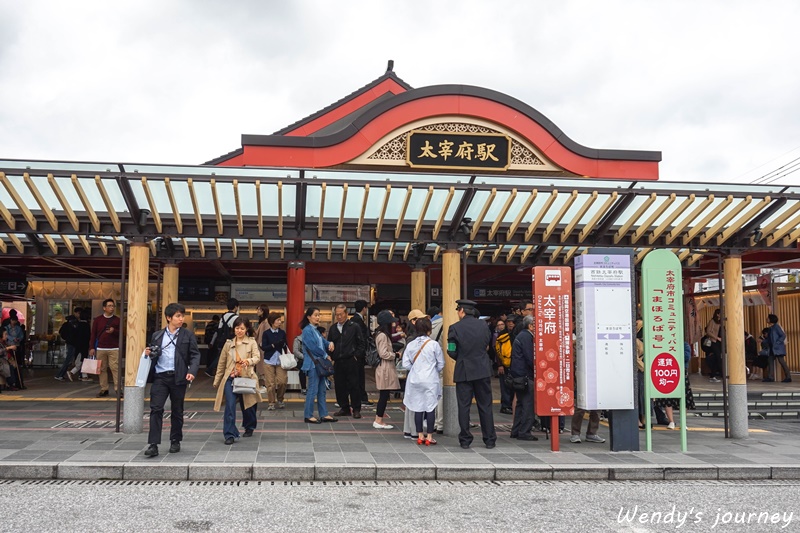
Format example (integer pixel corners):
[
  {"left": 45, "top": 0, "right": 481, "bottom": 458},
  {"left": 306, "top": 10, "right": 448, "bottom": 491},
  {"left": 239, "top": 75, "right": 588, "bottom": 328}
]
[
  {"left": 59, "top": 319, "right": 76, "bottom": 345},
  {"left": 365, "top": 335, "right": 381, "bottom": 368},
  {"left": 495, "top": 332, "right": 511, "bottom": 367},
  {"left": 213, "top": 312, "right": 236, "bottom": 351}
]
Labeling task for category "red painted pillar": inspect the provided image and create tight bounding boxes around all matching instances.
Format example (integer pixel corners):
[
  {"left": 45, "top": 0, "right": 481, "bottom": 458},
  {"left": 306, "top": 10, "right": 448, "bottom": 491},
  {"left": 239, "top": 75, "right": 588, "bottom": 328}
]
[{"left": 286, "top": 261, "right": 306, "bottom": 347}]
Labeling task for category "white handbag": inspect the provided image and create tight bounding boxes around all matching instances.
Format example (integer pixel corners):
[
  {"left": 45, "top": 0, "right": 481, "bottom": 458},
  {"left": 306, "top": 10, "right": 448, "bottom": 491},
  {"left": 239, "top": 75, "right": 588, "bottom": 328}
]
[
  {"left": 232, "top": 377, "right": 258, "bottom": 394},
  {"left": 279, "top": 348, "right": 297, "bottom": 370}
]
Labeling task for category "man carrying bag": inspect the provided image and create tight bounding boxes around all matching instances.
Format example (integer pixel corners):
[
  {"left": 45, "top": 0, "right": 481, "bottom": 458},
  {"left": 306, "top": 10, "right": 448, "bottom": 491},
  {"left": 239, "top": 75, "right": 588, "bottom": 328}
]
[{"left": 142, "top": 303, "right": 201, "bottom": 458}]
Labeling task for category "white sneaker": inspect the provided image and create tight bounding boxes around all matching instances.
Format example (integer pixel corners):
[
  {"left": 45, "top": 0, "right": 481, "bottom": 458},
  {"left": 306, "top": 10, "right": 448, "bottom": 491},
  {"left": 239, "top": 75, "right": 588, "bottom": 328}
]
[
  {"left": 585, "top": 434, "right": 606, "bottom": 443},
  {"left": 373, "top": 421, "right": 394, "bottom": 430},
  {"left": 569, "top": 435, "right": 581, "bottom": 443},
  {"left": 667, "top": 422, "right": 676, "bottom": 430},
  {"left": 267, "top": 404, "right": 275, "bottom": 411},
  {"left": 277, "top": 402, "right": 285, "bottom": 409}
]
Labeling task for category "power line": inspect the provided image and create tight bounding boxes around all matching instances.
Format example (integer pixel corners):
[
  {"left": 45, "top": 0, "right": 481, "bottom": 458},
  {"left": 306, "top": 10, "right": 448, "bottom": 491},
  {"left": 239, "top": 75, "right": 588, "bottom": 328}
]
[{"left": 750, "top": 155, "right": 800, "bottom": 184}]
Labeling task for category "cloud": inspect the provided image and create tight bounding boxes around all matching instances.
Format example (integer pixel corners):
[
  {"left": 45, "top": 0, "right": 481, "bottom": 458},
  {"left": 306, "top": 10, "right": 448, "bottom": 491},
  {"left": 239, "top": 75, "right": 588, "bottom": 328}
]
[{"left": 1, "top": 0, "right": 800, "bottom": 184}]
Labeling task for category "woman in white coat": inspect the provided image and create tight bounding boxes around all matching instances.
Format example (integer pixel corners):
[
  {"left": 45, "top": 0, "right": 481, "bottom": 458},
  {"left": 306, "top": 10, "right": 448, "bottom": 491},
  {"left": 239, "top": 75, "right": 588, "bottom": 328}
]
[{"left": 402, "top": 317, "right": 445, "bottom": 445}]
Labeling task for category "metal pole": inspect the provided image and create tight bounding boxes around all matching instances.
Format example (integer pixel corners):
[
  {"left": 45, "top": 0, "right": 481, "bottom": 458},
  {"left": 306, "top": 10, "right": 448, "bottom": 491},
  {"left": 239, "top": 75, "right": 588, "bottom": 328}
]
[
  {"left": 462, "top": 251, "right": 467, "bottom": 301},
  {"left": 718, "top": 253, "right": 729, "bottom": 438},
  {"left": 115, "top": 242, "right": 128, "bottom": 433}
]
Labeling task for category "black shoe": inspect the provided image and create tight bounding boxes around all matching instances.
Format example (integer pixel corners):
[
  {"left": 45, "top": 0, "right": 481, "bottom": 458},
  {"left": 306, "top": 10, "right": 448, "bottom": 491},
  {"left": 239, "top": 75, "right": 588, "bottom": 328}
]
[
  {"left": 485, "top": 442, "right": 496, "bottom": 449},
  {"left": 499, "top": 407, "right": 513, "bottom": 415},
  {"left": 332, "top": 409, "right": 350, "bottom": 417},
  {"left": 460, "top": 443, "right": 470, "bottom": 449},
  {"left": 783, "top": 378, "right": 792, "bottom": 383},
  {"left": 436, "top": 429, "right": 443, "bottom": 435},
  {"left": 517, "top": 435, "right": 538, "bottom": 441},
  {"left": 362, "top": 399, "right": 374, "bottom": 406},
  {"left": 169, "top": 441, "right": 180, "bottom": 453},
  {"left": 352, "top": 410, "right": 362, "bottom": 419},
  {"left": 510, "top": 434, "right": 518, "bottom": 439},
  {"left": 204, "top": 371, "right": 214, "bottom": 378},
  {"left": 144, "top": 444, "right": 159, "bottom": 457},
  {"left": 97, "top": 390, "right": 109, "bottom": 397},
  {"left": 763, "top": 378, "right": 775, "bottom": 382},
  {"left": 321, "top": 416, "right": 338, "bottom": 423},
  {"left": 304, "top": 417, "right": 322, "bottom": 424},
  {"left": 243, "top": 429, "right": 254, "bottom": 438},
  {"left": 224, "top": 437, "right": 235, "bottom": 445}
]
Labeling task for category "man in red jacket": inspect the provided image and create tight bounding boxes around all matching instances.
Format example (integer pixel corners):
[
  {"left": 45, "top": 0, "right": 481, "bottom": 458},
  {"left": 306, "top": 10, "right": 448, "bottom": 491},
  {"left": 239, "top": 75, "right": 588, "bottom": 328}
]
[{"left": 89, "top": 299, "right": 122, "bottom": 397}]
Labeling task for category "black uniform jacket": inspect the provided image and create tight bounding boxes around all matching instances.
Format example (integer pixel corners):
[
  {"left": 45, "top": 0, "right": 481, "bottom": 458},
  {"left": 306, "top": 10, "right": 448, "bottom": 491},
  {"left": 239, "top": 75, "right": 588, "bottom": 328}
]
[{"left": 447, "top": 315, "right": 492, "bottom": 382}]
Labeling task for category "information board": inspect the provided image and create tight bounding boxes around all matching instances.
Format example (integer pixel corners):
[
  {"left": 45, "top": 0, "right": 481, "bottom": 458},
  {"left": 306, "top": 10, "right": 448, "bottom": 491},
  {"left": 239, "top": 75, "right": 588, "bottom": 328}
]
[
  {"left": 533, "top": 267, "right": 574, "bottom": 417},
  {"left": 574, "top": 254, "right": 635, "bottom": 410}
]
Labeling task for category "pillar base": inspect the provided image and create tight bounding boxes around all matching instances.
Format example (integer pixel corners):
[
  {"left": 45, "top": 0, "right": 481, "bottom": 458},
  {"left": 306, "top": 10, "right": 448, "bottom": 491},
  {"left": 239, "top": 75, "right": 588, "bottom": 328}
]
[
  {"left": 442, "top": 385, "right": 459, "bottom": 438},
  {"left": 123, "top": 386, "right": 145, "bottom": 434},
  {"left": 728, "top": 383, "right": 749, "bottom": 439}
]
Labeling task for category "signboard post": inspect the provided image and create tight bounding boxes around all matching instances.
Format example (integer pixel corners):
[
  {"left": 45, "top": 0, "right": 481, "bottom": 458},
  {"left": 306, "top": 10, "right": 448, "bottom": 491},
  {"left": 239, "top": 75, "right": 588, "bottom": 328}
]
[
  {"left": 642, "top": 249, "right": 686, "bottom": 452},
  {"left": 533, "top": 266, "right": 574, "bottom": 452},
  {"left": 574, "top": 250, "right": 638, "bottom": 451}
]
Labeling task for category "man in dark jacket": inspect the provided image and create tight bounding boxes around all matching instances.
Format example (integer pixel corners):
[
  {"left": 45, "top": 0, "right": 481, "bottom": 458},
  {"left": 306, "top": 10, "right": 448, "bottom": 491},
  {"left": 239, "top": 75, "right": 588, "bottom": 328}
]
[
  {"left": 329, "top": 304, "right": 365, "bottom": 418},
  {"left": 447, "top": 299, "right": 496, "bottom": 449},
  {"left": 509, "top": 315, "right": 537, "bottom": 441},
  {"left": 350, "top": 299, "right": 373, "bottom": 405},
  {"left": 143, "top": 302, "right": 201, "bottom": 458}
]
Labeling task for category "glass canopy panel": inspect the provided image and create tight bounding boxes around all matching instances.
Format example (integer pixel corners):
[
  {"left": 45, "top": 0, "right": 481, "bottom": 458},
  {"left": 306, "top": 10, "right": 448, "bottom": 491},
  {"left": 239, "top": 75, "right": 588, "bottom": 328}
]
[
  {"left": 755, "top": 198, "right": 800, "bottom": 229},
  {"left": 472, "top": 175, "right": 635, "bottom": 190},
  {"left": 310, "top": 170, "right": 477, "bottom": 186},
  {"left": 634, "top": 181, "right": 772, "bottom": 196},
  {"left": 124, "top": 164, "right": 300, "bottom": 180},
  {"left": 0, "top": 160, "right": 120, "bottom": 173}
]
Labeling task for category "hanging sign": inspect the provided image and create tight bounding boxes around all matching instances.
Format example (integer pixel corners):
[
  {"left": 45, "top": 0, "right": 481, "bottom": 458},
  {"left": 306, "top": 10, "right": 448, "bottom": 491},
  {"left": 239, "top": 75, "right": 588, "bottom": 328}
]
[
  {"left": 406, "top": 131, "right": 511, "bottom": 170},
  {"left": 533, "top": 266, "right": 574, "bottom": 417}
]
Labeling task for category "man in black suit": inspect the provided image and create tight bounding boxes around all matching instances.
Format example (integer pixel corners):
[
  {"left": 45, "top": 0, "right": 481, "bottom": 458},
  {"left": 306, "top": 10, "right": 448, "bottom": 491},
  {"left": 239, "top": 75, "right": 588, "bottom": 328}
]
[
  {"left": 143, "top": 302, "right": 201, "bottom": 458},
  {"left": 447, "top": 299, "right": 496, "bottom": 449},
  {"left": 329, "top": 304, "right": 365, "bottom": 418},
  {"left": 350, "top": 299, "right": 373, "bottom": 406}
]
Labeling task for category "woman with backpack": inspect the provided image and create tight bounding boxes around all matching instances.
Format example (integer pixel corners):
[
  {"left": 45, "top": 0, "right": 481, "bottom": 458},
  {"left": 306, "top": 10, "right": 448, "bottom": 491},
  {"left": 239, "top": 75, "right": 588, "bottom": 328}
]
[{"left": 764, "top": 314, "right": 791, "bottom": 383}]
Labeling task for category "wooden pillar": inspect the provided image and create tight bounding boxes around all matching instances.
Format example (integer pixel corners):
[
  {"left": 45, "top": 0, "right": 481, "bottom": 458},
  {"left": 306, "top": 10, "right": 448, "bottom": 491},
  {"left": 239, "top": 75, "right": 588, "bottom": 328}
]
[
  {"left": 442, "top": 250, "right": 461, "bottom": 387},
  {"left": 724, "top": 254, "right": 748, "bottom": 438},
  {"left": 122, "top": 242, "right": 149, "bottom": 434},
  {"left": 286, "top": 261, "right": 306, "bottom": 348},
  {"left": 441, "top": 249, "right": 461, "bottom": 437},
  {"left": 125, "top": 243, "right": 150, "bottom": 387},
  {"left": 411, "top": 269, "right": 426, "bottom": 312},
  {"left": 161, "top": 262, "right": 179, "bottom": 328}
]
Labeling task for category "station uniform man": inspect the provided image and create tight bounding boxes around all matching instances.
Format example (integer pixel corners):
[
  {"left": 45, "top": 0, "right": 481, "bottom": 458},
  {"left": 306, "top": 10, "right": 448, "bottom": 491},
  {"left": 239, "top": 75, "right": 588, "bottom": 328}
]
[{"left": 447, "top": 299, "right": 496, "bottom": 449}]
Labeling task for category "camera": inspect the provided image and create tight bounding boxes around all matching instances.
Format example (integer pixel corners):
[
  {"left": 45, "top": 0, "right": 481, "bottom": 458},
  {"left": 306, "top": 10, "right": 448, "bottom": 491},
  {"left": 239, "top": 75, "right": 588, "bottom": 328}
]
[{"left": 148, "top": 344, "right": 161, "bottom": 358}]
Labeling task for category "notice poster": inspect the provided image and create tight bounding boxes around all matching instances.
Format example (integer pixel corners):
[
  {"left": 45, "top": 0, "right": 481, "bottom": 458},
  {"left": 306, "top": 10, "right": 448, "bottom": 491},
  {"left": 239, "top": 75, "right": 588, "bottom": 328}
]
[
  {"left": 574, "top": 254, "right": 635, "bottom": 410},
  {"left": 642, "top": 250, "right": 685, "bottom": 400},
  {"left": 533, "top": 266, "right": 574, "bottom": 417}
]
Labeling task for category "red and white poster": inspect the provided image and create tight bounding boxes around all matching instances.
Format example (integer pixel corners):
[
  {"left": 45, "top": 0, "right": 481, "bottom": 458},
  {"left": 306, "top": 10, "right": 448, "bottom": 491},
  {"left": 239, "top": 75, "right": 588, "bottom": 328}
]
[
  {"left": 533, "top": 266, "right": 574, "bottom": 418},
  {"left": 757, "top": 274, "right": 772, "bottom": 309}
]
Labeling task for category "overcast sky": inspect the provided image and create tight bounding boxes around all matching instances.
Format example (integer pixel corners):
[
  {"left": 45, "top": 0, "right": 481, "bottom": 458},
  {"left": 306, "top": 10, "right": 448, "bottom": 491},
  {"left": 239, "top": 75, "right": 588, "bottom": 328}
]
[{"left": 1, "top": 0, "right": 799, "bottom": 185}]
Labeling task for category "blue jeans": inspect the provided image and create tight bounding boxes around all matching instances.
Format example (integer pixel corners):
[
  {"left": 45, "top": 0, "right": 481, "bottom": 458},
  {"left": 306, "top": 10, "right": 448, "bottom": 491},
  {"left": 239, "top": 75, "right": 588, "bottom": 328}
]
[
  {"left": 498, "top": 370, "right": 513, "bottom": 409},
  {"left": 56, "top": 345, "right": 76, "bottom": 379},
  {"left": 223, "top": 377, "right": 257, "bottom": 439},
  {"left": 303, "top": 365, "right": 329, "bottom": 419}
]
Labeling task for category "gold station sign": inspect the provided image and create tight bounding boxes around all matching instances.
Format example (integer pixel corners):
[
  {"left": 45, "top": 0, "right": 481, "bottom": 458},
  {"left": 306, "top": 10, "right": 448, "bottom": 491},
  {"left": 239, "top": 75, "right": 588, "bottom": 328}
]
[{"left": 406, "top": 130, "right": 511, "bottom": 171}]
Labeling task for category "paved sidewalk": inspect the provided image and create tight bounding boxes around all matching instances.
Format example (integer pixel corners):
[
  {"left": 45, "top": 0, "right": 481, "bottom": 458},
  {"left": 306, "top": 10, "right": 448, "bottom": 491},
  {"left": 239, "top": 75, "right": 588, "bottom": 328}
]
[{"left": 1, "top": 372, "right": 798, "bottom": 481}]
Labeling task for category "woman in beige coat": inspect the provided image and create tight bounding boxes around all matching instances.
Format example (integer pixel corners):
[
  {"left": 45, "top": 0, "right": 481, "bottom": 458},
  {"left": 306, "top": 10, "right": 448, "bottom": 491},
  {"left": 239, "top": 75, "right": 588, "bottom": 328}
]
[
  {"left": 373, "top": 310, "right": 400, "bottom": 430},
  {"left": 213, "top": 317, "right": 263, "bottom": 444}
]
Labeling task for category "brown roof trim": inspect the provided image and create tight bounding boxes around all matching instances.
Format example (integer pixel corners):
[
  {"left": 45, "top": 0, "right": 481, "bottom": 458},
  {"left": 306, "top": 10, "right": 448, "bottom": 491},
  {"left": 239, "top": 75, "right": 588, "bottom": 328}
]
[
  {"left": 272, "top": 71, "right": 413, "bottom": 136},
  {"left": 243, "top": 84, "right": 661, "bottom": 163}
]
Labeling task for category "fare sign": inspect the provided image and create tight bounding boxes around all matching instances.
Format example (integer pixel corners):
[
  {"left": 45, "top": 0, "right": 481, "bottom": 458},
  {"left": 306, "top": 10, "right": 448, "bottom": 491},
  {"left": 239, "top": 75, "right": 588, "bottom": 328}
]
[
  {"left": 651, "top": 352, "right": 681, "bottom": 395},
  {"left": 533, "top": 266, "right": 574, "bottom": 417}
]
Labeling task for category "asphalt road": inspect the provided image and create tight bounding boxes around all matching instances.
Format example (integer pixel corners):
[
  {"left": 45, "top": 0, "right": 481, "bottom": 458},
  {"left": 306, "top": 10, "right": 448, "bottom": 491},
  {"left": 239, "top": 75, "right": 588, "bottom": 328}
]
[{"left": 1, "top": 479, "right": 799, "bottom": 532}]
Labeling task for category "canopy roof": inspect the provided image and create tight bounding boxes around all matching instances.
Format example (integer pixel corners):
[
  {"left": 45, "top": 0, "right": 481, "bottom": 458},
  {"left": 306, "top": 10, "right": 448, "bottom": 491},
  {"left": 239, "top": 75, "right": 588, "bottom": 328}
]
[{"left": 1, "top": 159, "right": 798, "bottom": 281}]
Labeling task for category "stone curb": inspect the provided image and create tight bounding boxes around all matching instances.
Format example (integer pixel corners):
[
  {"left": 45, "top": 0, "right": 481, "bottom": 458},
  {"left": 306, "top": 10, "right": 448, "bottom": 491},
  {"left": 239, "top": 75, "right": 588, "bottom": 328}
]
[
  {"left": 0, "top": 462, "right": 58, "bottom": 479},
  {"left": 58, "top": 463, "right": 124, "bottom": 480},
  {"left": 0, "top": 462, "right": 794, "bottom": 482}
]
